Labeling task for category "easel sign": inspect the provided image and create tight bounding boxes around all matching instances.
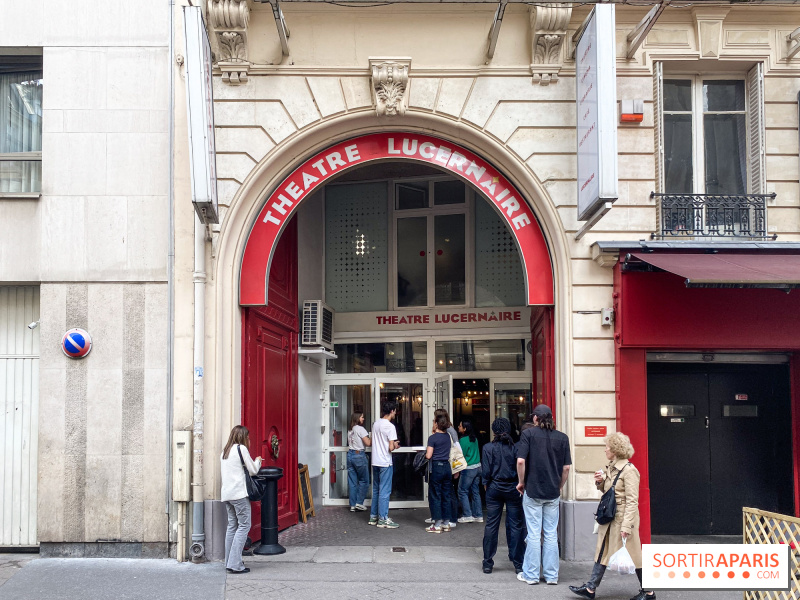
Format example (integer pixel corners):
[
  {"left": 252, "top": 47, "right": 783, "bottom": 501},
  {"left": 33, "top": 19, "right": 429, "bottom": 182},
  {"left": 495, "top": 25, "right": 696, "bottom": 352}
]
[{"left": 298, "top": 464, "right": 316, "bottom": 523}]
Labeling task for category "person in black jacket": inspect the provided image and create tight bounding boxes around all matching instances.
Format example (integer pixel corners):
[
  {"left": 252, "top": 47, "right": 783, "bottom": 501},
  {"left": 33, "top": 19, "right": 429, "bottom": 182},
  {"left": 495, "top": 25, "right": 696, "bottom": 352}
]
[{"left": 480, "top": 418, "right": 527, "bottom": 574}]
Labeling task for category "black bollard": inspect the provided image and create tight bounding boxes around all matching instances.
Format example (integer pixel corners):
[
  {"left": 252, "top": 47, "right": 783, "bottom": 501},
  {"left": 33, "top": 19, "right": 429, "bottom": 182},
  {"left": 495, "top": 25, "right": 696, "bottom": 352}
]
[{"left": 253, "top": 466, "right": 286, "bottom": 555}]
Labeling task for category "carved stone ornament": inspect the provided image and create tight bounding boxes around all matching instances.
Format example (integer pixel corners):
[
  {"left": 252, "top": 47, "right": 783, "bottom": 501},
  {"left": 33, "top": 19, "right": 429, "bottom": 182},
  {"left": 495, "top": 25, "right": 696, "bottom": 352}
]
[
  {"left": 208, "top": 0, "right": 251, "bottom": 84},
  {"left": 369, "top": 58, "right": 411, "bottom": 117},
  {"left": 529, "top": 3, "right": 572, "bottom": 86}
]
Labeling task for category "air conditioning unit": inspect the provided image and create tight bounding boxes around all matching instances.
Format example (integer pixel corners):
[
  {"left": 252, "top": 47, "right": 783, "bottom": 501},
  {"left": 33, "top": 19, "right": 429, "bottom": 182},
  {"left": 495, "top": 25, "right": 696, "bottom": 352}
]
[{"left": 302, "top": 300, "right": 335, "bottom": 351}]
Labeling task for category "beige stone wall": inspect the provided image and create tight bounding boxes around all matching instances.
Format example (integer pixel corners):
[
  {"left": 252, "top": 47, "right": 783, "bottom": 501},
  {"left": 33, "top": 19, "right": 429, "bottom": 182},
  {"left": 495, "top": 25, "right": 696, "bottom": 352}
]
[
  {"left": 201, "top": 3, "right": 800, "bottom": 505},
  {"left": 0, "top": 2, "right": 171, "bottom": 546}
]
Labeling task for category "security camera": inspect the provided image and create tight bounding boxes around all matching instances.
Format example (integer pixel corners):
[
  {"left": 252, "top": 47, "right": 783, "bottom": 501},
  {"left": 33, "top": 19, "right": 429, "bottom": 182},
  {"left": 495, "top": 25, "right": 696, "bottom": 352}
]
[{"left": 27, "top": 321, "right": 40, "bottom": 330}]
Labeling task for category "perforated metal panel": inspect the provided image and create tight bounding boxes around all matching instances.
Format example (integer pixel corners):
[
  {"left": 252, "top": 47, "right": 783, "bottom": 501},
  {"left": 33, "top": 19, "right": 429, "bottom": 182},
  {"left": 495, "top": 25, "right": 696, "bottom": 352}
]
[
  {"left": 474, "top": 198, "right": 525, "bottom": 307},
  {"left": 325, "top": 182, "right": 389, "bottom": 312}
]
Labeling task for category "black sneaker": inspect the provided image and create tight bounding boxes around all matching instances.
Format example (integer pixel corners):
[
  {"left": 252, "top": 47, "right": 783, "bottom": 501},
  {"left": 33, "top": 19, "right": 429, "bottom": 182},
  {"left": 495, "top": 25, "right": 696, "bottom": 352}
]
[
  {"left": 483, "top": 566, "right": 492, "bottom": 574},
  {"left": 630, "top": 590, "right": 656, "bottom": 600},
  {"left": 568, "top": 584, "right": 596, "bottom": 599}
]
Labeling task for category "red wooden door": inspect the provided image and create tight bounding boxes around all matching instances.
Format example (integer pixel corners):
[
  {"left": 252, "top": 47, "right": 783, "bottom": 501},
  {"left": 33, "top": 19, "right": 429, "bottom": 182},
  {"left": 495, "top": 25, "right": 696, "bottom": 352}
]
[
  {"left": 531, "top": 306, "right": 555, "bottom": 421},
  {"left": 242, "top": 219, "right": 298, "bottom": 538}
]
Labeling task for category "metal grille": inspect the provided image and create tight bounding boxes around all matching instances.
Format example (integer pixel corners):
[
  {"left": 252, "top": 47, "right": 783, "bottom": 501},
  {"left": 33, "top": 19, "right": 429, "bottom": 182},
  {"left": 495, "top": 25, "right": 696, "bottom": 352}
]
[
  {"left": 475, "top": 198, "right": 524, "bottom": 306},
  {"left": 325, "top": 182, "right": 388, "bottom": 312},
  {"left": 653, "top": 193, "right": 775, "bottom": 239},
  {"left": 743, "top": 507, "right": 800, "bottom": 600}
]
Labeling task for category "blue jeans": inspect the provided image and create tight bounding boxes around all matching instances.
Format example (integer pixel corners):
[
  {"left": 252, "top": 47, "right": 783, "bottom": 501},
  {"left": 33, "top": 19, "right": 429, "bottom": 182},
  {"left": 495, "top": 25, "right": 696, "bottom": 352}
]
[
  {"left": 347, "top": 450, "right": 369, "bottom": 507},
  {"left": 457, "top": 467, "right": 483, "bottom": 518},
  {"left": 427, "top": 460, "right": 452, "bottom": 525},
  {"left": 223, "top": 497, "right": 251, "bottom": 572},
  {"left": 370, "top": 465, "right": 393, "bottom": 519},
  {"left": 522, "top": 495, "right": 560, "bottom": 582}
]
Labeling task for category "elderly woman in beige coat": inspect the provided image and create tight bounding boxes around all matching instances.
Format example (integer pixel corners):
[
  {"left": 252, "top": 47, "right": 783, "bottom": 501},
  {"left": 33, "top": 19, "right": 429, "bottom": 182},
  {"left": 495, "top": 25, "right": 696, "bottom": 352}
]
[{"left": 569, "top": 432, "right": 655, "bottom": 600}]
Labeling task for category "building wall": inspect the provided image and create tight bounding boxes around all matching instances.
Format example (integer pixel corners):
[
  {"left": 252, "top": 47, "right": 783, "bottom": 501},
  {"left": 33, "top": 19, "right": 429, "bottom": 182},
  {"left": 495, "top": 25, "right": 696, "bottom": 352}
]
[
  {"left": 0, "top": 1, "right": 171, "bottom": 554},
  {"left": 199, "top": 2, "right": 800, "bottom": 532}
]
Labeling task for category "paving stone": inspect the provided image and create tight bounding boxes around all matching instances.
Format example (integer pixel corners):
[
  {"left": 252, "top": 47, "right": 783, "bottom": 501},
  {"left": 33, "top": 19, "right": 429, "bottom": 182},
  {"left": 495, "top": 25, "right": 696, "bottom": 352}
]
[
  {"left": 249, "top": 546, "right": 319, "bottom": 563},
  {"left": 312, "top": 546, "right": 373, "bottom": 563}
]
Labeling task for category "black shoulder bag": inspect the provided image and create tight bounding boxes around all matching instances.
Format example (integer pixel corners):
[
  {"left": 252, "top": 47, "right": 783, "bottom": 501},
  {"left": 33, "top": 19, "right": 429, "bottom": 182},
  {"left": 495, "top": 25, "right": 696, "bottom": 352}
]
[
  {"left": 238, "top": 445, "right": 266, "bottom": 501},
  {"left": 594, "top": 463, "right": 628, "bottom": 525}
]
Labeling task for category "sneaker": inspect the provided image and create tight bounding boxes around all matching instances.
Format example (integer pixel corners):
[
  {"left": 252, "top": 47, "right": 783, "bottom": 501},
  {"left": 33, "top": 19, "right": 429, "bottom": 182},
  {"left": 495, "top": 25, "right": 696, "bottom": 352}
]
[
  {"left": 441, "top": 524, "right": 451, "bottom": 532},
  {"left": 349, "top": 506, "right": 356, "bottom": 512},
  {"left": 457, "top": 516, "right": 474, "bottom": 523},
  {"left": 227, "top": 567, "right": 251, "bottom": 574},
  {"left": 377, "top": 518, "right": 399, "bottom": 529},
  {"left": 546, "top": 581, "right": 558, "bottom": 585},
  {"left": 354, "top": 504, "right": 367, "bottom": 511},
  {"left": 424, "top": 518, "right": 434, "bottom": 524},
  {"left": 517, "top": 572, "right": 538, "bottom": 585},
  {"left": 425, "top": 524, "right": 441, "bottom": 534},
  {"left": 448, "top": 521, "right": 457, "bottom": 528},
  {"left": 368, "top": 516, "right": 378, "bottom": 526},
  {"left": 474, "top": 516, "right": 484, "bottom": 523}
]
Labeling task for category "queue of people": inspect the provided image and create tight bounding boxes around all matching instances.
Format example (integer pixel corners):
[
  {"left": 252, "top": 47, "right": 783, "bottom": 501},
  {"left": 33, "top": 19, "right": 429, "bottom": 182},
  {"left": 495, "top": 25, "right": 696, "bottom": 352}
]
[{"left": 220, "top": 407, "right": 651, "bottom": 600}]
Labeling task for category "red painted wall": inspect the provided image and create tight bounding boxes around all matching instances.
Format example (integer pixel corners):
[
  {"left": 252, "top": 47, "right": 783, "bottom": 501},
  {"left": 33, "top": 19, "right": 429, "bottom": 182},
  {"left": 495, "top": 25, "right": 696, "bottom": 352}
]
[{"left": 613, "top": 262, "right": 800, "bottom": 541}]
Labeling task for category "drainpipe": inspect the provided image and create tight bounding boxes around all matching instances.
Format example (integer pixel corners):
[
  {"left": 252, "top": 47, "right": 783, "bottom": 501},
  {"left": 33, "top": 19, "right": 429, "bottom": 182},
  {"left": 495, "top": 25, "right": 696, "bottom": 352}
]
[
  {"left": 167, "top": 0, "right": 178, "bottom": 559},
  {"left": 190, "top": 214, "right": 207, "bottom": 561}
]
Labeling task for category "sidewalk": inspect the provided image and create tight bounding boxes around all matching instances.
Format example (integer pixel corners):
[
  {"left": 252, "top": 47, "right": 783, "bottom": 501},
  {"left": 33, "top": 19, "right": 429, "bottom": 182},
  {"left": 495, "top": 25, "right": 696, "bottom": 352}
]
[{"left": 0, "top": 554, "right": 226, "bottom": 600}]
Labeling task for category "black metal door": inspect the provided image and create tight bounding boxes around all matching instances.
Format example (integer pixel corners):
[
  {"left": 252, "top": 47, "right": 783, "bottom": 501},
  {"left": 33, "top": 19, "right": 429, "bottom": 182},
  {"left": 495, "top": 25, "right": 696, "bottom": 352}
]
[
  {"left": 647, "top": 367, "right": 712, "bottom": 534},
  {"left": 648, "top": 363, "right": 794, "bottom": 536},
  {"left": 708, "top": 365, "right": 794, "bottom": 534}
]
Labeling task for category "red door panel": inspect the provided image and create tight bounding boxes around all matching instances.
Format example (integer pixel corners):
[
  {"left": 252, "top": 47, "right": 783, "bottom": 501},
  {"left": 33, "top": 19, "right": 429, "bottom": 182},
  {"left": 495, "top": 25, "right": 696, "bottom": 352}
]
[
  {"left": 531, "top": 306, "right": 555, "bottom": 421},
  {"left": 242, "top": 218, "right": 298, "bottom": 539}
]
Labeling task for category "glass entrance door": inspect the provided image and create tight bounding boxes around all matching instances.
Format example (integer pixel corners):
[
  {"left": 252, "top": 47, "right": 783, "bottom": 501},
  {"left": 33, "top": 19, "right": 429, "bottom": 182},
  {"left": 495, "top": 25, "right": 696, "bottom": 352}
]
[
  {"left": 325, "top": 382, "right": 373, "bottom": 504},
  {"left": 377, "top": 380, "right": 426, "bottom": 504},
  {"left": 493, "top": 380, "right": 533, "bottom": 442}
]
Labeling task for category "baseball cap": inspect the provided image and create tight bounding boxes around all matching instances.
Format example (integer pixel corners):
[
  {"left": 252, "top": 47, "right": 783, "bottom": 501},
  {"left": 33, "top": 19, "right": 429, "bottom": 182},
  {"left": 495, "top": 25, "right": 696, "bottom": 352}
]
[{"left": 532, "top": 403, "right": 552, "bottom": 418}]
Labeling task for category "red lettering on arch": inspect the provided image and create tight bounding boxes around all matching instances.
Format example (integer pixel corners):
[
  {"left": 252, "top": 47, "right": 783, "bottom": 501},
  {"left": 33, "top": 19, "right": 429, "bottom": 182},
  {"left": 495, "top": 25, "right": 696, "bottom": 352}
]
[{"left": 240, "top": 132, "right": 554, "bottom": 306}]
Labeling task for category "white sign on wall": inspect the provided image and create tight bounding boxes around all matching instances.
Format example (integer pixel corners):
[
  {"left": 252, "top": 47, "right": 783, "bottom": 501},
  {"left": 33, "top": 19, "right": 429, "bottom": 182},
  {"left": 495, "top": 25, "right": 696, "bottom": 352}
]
[
  {"left": 575, "top": 5, "right": 618, "bottom": 221},
  {"left": 184, "top": 6, "right": 219, "bottom": 224}
]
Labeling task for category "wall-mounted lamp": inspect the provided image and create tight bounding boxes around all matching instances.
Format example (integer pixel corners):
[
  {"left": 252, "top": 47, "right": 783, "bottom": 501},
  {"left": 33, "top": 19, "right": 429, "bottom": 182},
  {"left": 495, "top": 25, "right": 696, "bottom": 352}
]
[{"left": 28, "top": 320, "right": 40, "bottom": 330}]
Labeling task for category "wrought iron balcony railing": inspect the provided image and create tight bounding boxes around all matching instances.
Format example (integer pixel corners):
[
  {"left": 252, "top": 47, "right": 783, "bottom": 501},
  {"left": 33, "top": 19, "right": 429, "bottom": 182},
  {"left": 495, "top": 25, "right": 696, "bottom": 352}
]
[{"left": 652, "top": 192, "right": 776, "bottom": 239}]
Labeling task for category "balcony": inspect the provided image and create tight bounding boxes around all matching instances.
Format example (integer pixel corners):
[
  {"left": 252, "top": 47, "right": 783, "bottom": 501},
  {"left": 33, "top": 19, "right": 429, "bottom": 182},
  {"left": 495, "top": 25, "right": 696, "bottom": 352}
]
[{"left": 652, "top": 192, "right": 776, "bottom": 240}]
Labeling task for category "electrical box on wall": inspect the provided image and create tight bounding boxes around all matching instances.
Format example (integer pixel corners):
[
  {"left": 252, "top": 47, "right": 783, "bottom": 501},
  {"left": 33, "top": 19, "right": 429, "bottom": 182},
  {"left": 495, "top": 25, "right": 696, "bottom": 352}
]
[
  {"left": 173, "top": 431, "right": 192, "bottom": 502},
  {"left": 601, "top": 308, "right": 614, "bottom": 326}
]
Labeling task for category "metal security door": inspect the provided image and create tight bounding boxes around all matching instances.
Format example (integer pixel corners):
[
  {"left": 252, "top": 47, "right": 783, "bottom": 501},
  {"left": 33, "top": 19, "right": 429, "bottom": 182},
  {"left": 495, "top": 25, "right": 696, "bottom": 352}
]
[
  {"left": 0, "top": 286, "right": 39, "bottom": 546},
  {"left": 707, "top": 365, "right": 793, "bottom": 534},
  {"left": 647, "top": 367, "right": 712, "bottom": 535}
]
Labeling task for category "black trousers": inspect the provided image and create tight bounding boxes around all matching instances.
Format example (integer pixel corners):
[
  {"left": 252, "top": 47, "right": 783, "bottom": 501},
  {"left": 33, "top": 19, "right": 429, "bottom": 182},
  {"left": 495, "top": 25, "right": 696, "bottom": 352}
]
[{"left": 482, "top": 485, "right": 527, "bottom": 570}]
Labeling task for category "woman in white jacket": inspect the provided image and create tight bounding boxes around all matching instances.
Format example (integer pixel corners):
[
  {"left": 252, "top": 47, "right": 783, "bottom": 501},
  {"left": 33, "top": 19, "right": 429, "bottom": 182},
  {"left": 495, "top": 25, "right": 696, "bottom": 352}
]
[{"left": 220, "top": 425, "right": 262, "bottom": 573}]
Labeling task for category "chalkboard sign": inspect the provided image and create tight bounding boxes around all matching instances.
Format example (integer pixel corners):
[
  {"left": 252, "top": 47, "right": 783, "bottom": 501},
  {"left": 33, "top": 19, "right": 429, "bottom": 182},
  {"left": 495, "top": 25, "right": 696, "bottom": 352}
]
[{"left": 298, "top": 464, "right": 316, "bottom": 523}]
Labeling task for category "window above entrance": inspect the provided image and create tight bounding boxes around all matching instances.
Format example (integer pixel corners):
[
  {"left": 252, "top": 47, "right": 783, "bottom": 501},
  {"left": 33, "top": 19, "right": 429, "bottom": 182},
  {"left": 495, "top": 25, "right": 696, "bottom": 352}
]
[{"left": 324, "top": 170, "right": 525, "bottom": 313}]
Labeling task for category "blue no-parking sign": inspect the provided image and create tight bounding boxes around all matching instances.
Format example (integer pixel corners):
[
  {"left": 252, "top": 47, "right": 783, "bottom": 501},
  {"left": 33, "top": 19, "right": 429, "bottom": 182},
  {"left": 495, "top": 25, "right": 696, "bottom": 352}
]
[{"left": 61, "top": 328, "right": 92, "bottom": 359}]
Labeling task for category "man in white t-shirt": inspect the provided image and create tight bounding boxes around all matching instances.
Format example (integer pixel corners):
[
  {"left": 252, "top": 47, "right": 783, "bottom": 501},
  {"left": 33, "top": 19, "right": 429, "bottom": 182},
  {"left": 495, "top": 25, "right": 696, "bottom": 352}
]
[{"left": 368, "top": 399, "right": 400, "bottom": 529}]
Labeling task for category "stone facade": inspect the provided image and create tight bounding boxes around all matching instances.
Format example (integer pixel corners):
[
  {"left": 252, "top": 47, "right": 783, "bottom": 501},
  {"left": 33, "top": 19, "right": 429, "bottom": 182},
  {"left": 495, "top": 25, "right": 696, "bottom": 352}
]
[
  {"left": 0, "top": 2, "right": 170, "bottom": 555},
  {"left": 1, "top": 0, "right": 799, "bottom": 560}
]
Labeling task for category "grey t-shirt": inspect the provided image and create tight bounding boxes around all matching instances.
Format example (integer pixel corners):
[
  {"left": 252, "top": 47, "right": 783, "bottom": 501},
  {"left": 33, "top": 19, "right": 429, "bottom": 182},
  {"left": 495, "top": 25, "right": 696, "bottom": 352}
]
[{"left": 348, "top": 425, "right": 369, "bottom": 450}]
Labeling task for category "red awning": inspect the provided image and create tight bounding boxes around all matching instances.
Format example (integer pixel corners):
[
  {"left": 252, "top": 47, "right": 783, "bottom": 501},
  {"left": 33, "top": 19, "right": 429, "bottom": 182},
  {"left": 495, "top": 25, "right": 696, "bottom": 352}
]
[{"left": 628, "top": 252, "right": 800, "bottom": 287}]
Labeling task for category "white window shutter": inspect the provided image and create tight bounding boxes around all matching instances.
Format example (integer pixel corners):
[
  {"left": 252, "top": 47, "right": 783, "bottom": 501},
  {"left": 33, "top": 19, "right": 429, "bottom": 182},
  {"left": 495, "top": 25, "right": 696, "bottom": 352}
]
[
  {"left": 746, "top": 63, "right": 766, "bottom": 194},
  {"left": 653, "top": 62, "right": 665, "bottom": 193}
]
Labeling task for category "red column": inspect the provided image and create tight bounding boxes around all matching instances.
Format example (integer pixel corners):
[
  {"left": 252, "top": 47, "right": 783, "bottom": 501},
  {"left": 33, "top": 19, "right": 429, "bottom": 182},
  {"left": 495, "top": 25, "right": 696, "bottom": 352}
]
[{"left": 616, "top": 346, "right": 650, "bottom": 543}]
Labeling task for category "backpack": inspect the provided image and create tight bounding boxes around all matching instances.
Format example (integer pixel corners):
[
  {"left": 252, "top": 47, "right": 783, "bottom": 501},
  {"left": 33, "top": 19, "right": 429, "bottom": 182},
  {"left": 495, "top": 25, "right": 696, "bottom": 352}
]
[
  {"left": 594, "top": 463, "right": 628, "bottom": 525},
  {"left": 413, "top": 450, "right": 430, "bottom": 483}
]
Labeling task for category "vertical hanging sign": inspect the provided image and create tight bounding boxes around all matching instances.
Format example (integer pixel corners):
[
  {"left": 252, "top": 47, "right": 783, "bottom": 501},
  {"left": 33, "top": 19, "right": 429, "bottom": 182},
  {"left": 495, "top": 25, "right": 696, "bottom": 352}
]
[
  {"left": 183, "top": 6, "right": 219, "bottom": 224},
  {"left": 575, "top": 5, "right": 618, "bottom": 221}
]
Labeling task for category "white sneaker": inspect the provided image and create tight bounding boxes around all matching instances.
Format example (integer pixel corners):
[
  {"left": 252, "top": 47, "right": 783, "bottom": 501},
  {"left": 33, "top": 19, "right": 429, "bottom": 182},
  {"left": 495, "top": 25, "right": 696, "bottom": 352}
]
[
  {"left": 424, "top": 518, "right": 434, "bottom": 524},
  {"left": 474, "top": 516, "right": 484, "bottom": 523},
  {"left": 448, "top": 521, "right": 457, "bottom": 528},
  {"left": 517, "top": 572, "right": 538, "bottom": 585},
  {"left": 457, "top": 516, "right": 474, "bottom": 523},
  {"left": 354, "top": 504, "right": 367, "bottom": 511}
]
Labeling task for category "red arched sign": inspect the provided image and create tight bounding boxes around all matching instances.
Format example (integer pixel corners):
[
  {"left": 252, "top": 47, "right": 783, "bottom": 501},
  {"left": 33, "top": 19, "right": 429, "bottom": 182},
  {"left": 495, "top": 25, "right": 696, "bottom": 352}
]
[{"left": 240, "top": 132, "right": 554, "bottom": 306}]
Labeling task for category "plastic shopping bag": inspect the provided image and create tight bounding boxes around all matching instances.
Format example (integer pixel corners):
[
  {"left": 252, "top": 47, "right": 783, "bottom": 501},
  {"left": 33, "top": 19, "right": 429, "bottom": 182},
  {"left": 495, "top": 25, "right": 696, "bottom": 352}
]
[{"left": 607, "top": 538, "right": 636, "bottom": 574}]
